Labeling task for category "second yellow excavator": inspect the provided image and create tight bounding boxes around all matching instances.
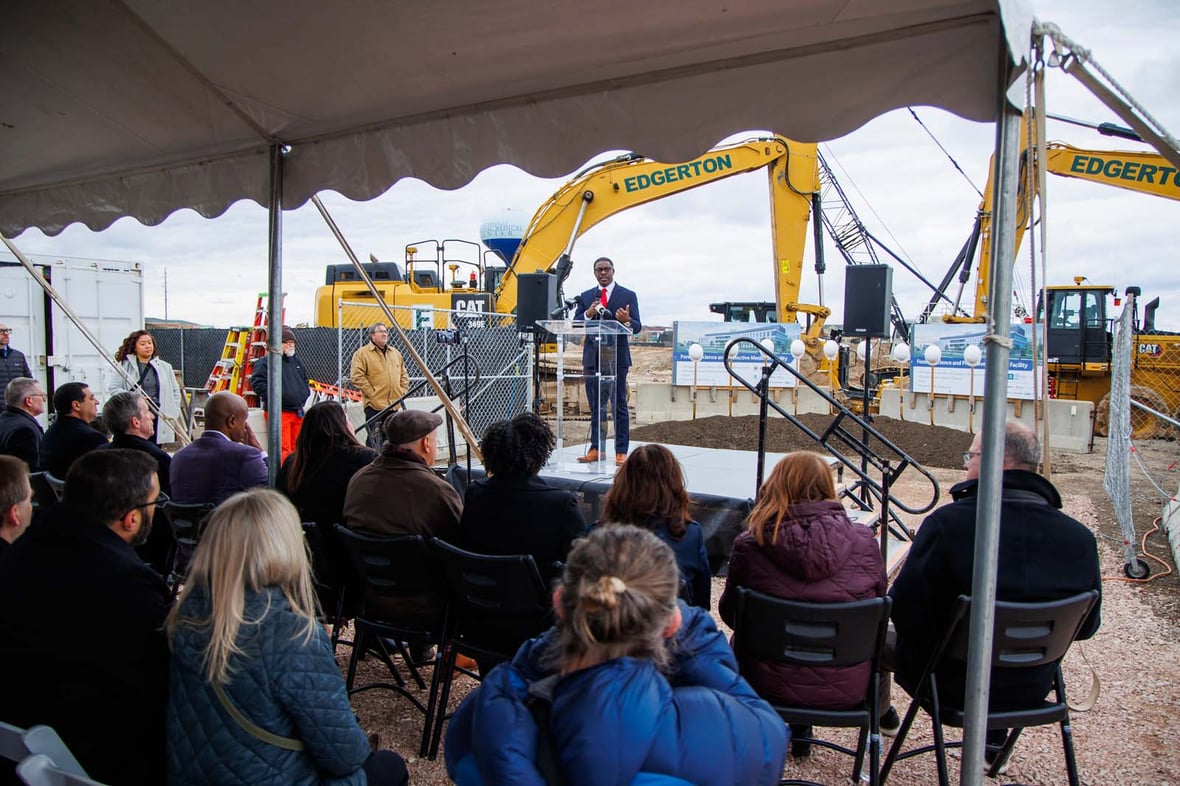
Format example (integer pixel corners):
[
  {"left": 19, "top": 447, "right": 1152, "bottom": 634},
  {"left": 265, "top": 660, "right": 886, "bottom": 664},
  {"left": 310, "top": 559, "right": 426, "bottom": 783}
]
[{"left": 925, "top": 119, "right": 1180, "bottom": 437}]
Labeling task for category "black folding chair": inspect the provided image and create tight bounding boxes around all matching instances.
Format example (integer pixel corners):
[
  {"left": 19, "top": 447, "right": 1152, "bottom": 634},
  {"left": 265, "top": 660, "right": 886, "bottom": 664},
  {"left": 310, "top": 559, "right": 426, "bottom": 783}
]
[
  {"left": 427, "top": 538, "right": 553, "bottom": 759},
  {"left": 300, "top": 521, "right": 356, "bottom": 650},
  {"left": 333, "top": 526, "right": 447, "bottom": 759},
  {"left": 880, "top": 590, "right": 1100, "bottom": 786},
  {"left": 732, "top": 588, "right": 892, "bottom": 786},
  {"left": 161, "top": 501, "right": 214, "bottom": 599},
  {"left": 28, "top": 472, "right": 63, "bottom": 513}
]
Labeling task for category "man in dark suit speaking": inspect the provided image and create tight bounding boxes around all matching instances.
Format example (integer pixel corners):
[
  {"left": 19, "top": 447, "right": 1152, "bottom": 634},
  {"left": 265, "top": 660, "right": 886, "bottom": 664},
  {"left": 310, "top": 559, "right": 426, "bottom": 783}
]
[{"left": 574, "top": 256, "right": 642, "bottom": 466}]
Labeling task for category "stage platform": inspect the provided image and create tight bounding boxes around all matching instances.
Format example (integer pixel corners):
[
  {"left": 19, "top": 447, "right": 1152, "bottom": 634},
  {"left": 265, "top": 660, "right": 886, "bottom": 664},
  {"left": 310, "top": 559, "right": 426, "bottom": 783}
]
[{"left": 457, "top": 439, "right": 910, "bottom": 576}]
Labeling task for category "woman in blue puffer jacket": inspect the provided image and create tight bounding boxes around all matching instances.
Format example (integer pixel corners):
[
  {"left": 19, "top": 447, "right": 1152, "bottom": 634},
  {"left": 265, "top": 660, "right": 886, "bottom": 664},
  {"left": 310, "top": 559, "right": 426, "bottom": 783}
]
[
  {"left": 166, "top": 489, "right": 408, "bottom": 786},
  {"left": 445, "top": 525, "right": 787, "bottom": 786}
]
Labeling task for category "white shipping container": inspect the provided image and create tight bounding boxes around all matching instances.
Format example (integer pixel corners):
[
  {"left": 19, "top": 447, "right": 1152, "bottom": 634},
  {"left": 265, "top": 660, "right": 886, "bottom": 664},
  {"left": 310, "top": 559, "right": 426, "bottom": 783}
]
[{"left": 0, "top": 254, "right": 145, "bottom": 423}]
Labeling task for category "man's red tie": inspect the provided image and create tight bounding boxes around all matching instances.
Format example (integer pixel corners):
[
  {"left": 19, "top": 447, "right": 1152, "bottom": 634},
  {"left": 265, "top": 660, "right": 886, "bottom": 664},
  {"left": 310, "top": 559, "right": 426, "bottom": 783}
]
[{"left": 600, "top": 288, "right": 608, "bottom": 309}]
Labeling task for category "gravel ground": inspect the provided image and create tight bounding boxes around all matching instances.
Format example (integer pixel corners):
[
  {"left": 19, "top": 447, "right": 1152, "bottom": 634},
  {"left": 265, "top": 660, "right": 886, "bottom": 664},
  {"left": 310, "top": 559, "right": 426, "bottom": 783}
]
[{"left": 338, "top": 447, "right": 1180, "bottom": 785}]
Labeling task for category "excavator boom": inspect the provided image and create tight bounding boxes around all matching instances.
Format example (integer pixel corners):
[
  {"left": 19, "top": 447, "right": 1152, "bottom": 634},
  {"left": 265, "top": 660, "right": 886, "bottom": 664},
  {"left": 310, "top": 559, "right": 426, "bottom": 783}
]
[
  {"left": 943, "top": 120, "right": 1180, "bottom": 324},
  {"left": 493, "top": 136, "right": 829, "bottom": 334}
]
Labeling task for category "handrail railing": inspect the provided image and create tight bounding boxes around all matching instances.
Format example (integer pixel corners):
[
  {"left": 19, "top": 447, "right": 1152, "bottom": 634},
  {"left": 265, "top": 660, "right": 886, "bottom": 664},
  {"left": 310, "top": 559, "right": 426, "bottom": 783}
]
[{"left": 722, "top": 338, "right": 940, "bottom": 517}]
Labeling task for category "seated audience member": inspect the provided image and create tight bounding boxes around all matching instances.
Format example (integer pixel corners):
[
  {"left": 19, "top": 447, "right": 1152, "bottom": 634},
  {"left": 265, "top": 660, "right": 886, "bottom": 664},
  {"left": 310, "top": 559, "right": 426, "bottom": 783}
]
[
  {"left": 170, "top": 391, "right": 267, "bottom": 505},
  {"left": 278, "top": 401, "right": 376, "bottom": 614},
  {"left": 105, "top": 391, "right": 172, "bottom": 494},
  {"left": 105, "top": 390, "right": 175, "bottom": 574},
  {"left": 39, "top": 381, "right": 106, "bottom": 478},
  {"left": 0, "top": 377, "right": 46, "bottom": 469},
  {"left": 459, "top": 412, "right": 585, "bottom": 582},
  {"left": 445, "top": 525, "right": 788, "bottom": 786},
  {"left": 890, "top": 421, "right": 1101, "bottom": 766},
  {"left": 166, "top": 490, "right": 408, "bottom": 786},
  {"left": 343, "top": 409, "right": 461, "bottom": 622},
  {"left": 602, "top": 444, "right": 710, "bottom": 609},
  {"left": 0, "top": 455, "right": 32, "bottom": 557},
  {"left": 718, "top": 451, "right": 893, "bottom": 758},
  {"left": 278, "top": 401, "right": 376, "bottom": 528},
  {"left": 0, "top": 450, "right": 169, "bottom": 784}
]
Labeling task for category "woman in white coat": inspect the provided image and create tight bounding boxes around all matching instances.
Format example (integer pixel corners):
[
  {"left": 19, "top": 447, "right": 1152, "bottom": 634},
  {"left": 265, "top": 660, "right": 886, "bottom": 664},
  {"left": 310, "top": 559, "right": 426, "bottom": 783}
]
[{"left": 111, "top": 329, "right": 183, "bottom": 444}]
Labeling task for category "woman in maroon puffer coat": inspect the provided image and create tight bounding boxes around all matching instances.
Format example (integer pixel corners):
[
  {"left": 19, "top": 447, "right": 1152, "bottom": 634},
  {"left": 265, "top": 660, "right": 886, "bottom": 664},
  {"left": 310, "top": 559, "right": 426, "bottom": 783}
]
[{"left": 718, "top": 451, "right": 892, "bottom": 758}]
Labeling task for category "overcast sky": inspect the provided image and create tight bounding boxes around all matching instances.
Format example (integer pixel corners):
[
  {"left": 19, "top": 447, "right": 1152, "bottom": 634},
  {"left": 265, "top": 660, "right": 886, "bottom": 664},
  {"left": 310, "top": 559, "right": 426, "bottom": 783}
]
[{"left": 11, "top": 0, "right": 1180, "bottom": 332}]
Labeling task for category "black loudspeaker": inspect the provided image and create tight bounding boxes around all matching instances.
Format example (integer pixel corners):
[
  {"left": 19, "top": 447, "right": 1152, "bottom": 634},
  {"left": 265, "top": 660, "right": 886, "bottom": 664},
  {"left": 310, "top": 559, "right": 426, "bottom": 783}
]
[
  {"left": 516, "top": 273, "right": 558, "bottom": 333},
  {"left": 843, "top": 265, "right": 893, "bottom": 338}
]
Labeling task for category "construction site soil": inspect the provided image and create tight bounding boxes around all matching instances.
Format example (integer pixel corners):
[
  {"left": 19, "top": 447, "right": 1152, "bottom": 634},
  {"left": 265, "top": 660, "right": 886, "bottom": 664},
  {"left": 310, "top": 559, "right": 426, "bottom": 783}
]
[{"left": 631, "top": 413, "right": 975, "bottom": 470}]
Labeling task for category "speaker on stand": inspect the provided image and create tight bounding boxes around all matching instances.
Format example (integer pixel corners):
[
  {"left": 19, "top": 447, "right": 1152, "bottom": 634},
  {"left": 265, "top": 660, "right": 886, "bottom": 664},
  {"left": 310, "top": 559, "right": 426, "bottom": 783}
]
[
  {"left": 842, "top": 264, "right": 893, "bottom": 505},
  {"left": 517, "top": 273, "right": 560, "bottom": 414}
]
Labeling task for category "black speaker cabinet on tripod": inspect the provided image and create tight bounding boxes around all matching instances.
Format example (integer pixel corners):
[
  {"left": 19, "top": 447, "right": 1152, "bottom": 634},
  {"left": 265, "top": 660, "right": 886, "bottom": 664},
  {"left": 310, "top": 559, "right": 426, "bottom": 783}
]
[
  {"left": 842, "top": 265, "right": 893, "bottom": 338},
  {"left": 516, "top": 273, "right": 558, "bottom": 333}
]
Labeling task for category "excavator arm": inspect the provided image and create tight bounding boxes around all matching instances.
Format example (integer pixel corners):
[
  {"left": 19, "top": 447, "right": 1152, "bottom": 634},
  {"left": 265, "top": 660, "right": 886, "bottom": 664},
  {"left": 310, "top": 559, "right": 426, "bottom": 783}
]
[
  {"left": 493, "top": 136, "right": 829, "bottom": 335},
  {"left": 943, "top": 123, "right": 1180, "bottom": 324}
]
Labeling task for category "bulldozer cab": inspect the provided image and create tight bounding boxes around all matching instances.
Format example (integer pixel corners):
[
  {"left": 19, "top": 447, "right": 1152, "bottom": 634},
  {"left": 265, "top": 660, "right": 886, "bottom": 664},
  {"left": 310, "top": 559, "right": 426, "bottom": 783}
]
[{"left": 1039, "top": 284, "right": 1115, "bottom": 365}]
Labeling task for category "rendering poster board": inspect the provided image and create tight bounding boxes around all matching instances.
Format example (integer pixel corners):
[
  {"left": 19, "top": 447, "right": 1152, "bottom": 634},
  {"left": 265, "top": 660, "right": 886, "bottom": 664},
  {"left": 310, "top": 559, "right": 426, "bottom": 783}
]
[
  {"left": 910, "top": 322, "right": 1041, "bottom": 400},
  {"left": 672, "top": 322, "right": 802, "bottom": 387}
]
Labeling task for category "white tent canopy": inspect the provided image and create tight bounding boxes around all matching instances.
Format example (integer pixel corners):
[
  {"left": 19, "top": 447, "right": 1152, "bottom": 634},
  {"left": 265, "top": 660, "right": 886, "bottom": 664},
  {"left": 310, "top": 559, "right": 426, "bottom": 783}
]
[{"left": 2, "top": 0, "right": 1030, "bottom": 237}]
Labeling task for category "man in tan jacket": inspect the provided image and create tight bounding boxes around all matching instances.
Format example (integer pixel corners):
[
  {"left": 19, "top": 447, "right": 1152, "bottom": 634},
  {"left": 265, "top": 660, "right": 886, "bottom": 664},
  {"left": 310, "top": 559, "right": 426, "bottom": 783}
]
[{"left": 350, "top": 322, "right": 410, "bottom": 448}]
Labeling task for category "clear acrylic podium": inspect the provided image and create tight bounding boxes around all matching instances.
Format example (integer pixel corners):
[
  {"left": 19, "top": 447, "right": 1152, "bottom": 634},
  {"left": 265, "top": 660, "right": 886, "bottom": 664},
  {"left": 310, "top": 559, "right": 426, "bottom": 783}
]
[{"left": 537, "top": 319, "right": 630, "bottom": 471}]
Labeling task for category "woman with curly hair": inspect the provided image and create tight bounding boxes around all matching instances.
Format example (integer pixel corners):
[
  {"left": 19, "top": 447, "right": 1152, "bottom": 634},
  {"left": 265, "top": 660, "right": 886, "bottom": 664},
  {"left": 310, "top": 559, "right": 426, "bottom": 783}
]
[
  {"left": 718, "top": 451, "right": 892, "bottom": 759},
  {"left": 460, "top": 411, "right": 586, "bottom": 581},
  {"left": 445, "top": 525, "right": 788, "bottom": 785},
  {"left": 602, "top": 444, "right": 711, "bottom": 609},
  {"left": 110, "top": 330, "right": 182, "bottom": 444}
]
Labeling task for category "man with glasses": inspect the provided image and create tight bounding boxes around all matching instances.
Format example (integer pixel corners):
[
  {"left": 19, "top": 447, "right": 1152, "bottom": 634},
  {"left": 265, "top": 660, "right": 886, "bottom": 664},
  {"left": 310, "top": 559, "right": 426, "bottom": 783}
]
[
  {"left": 351, "top": 321, "right": 410, "bottom": 449},
  {"left": 0, "top": 449, "right": 170, "bottom": 784},
  {"left": 889, "top": 420, "right": 1101, "bottom": 773},
  {"left": 574, "top": 256, "right": 642, "bottom": 466},
  {"left": 0, "top": 323, "right": 33, "bottom": 391},
  {"left": 0, "top": 377, "right": 47, "bottom": 469}
]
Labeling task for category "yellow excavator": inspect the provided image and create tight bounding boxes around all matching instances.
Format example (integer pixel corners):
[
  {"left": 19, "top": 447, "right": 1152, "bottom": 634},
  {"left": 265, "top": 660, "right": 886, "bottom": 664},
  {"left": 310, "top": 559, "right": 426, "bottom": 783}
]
[
  {"left": 316, "top": 136, "right": 849, "bottom": 372},
  {"left": 927, "top": 119, "right": 1180, "bottom": 437}
]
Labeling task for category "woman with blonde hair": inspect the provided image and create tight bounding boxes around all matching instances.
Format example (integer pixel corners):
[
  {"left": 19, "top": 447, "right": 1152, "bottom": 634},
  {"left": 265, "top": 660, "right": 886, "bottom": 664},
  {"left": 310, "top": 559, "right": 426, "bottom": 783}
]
[
  {"left": 602, "top": 444, "right": 710, "bottom": 608},
  {"left": 445, "top": 525, "right": 787, "bottom": 785},
  {"left": 165, "top": 489, "right": 407, "bottom": 786},
  {"left": 718, "top": 451, "right": 893, "bottom": 759},
  {"left": 110, "top": 329, "right": 182, "bottom": 444}
]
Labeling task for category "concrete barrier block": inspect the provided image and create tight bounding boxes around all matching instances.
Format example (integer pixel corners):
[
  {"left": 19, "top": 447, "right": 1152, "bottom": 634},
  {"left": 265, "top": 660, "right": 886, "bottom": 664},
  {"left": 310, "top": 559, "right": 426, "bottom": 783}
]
[{"left": 878, "top": 389, "right": 1092, "bottom": 452}]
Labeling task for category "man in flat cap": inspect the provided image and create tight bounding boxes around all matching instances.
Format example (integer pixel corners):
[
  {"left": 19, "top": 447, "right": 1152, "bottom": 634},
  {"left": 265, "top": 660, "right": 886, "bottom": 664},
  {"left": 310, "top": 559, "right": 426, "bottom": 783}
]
[{"left": 342, "top": 409, "right": 462, "bottom": 620}]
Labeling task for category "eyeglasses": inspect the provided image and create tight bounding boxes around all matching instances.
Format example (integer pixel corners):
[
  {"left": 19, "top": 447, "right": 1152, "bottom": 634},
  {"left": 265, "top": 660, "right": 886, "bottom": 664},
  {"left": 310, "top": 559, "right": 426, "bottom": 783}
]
[
  {"left": 0, "top": 329, "right": 11, "bottom": 334},
  {"left": 962, "top": 451, "right": 981, "bottom": 464},
  {"left": 123, "top": 491, "right": 170, "bottom": 517}
]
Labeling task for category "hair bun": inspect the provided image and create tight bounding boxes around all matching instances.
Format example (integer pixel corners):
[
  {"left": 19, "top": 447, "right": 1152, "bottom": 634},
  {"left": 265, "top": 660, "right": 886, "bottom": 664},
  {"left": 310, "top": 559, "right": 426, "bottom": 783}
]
[{"left": 583, "top": 574, "right": 628, "bottom": 609}]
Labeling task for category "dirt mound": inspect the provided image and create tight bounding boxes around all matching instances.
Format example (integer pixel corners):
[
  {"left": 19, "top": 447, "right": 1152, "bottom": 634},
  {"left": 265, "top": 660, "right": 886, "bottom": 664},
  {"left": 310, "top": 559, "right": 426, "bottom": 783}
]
[{"left": 630, "top": 413, "right": 974, "bottom": 470}]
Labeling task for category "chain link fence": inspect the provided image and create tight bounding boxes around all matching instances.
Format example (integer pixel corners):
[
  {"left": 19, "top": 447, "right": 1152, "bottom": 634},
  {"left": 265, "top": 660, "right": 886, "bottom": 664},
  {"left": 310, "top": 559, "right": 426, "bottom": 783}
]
[
  {"left": 152, "top": 303, "right": 532, "bottom": 443},
  {"left": 332, "top": 302, "right": 531, "bottom": 438},
  {"left": 1101, "top": 295, "right": 1180, "bottom": 579}
]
